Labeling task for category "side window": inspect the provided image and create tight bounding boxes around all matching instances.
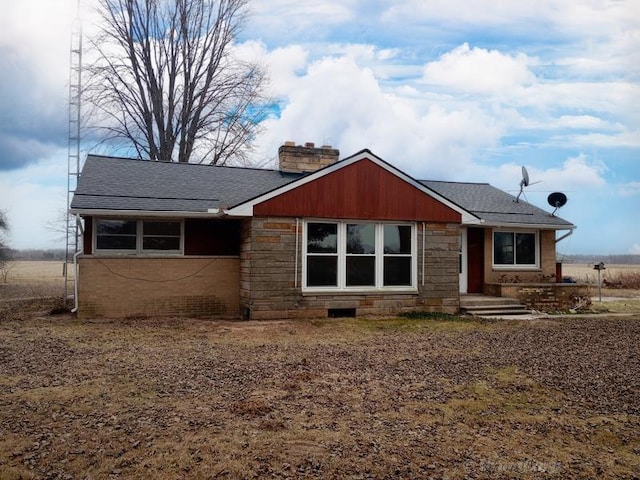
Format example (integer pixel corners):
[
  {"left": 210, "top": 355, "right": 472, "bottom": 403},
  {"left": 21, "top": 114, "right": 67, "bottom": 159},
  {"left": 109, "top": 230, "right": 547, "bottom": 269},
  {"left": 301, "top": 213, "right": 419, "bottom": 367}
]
[
  {"left": 142, "top": 221, "right": 181, "bottom": 251},
  {"left": 95, "top": 219, "right": 182, "bottom": 254},
  {"left": 493, "top": 231, "right": 537, "bottom": 266},
  {"left": 96, "top": 219, "right": 137, "bottom": 251}
]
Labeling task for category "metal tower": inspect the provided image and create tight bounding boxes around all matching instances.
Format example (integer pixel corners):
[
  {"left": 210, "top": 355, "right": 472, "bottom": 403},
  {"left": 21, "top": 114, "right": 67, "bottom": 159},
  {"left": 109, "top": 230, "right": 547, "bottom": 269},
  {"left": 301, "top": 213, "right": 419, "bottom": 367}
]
[{"left": 65, "top": 10, "right": 82, "bottom": 305}]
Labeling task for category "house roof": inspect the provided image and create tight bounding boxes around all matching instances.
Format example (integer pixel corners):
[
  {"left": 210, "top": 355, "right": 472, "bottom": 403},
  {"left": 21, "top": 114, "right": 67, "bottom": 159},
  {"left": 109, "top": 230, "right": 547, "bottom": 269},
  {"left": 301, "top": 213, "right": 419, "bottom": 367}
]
[
  {"left": 71, "top": 152, "right": 573, "bottom": 229},
  {"left": 70, "top": 154, "right": 302, "bottom": 214},
  {"left": 420, "top": 180, "right": 574, "bottom": 228}
]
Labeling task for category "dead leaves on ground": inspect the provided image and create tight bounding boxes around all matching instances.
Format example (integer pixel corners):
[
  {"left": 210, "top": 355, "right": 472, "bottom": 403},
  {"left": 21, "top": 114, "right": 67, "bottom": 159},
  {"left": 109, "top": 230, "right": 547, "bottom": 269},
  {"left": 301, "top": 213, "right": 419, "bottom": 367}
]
[{"left": 0, "top": 314, "right": 639, "bottom": 479}]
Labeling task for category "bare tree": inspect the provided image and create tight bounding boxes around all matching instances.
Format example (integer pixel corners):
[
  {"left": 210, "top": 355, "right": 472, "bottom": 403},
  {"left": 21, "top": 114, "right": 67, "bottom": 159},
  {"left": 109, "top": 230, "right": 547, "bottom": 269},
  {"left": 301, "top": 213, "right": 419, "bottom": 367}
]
[
  {"left": 86, "top": 0, "right": 268, "bottom": 164},
  {"left": 0, "top": 211, "right": 13, "bottom": 282},
  {"left": 0, "top": 211, "right": 8, "bottom": 260}
]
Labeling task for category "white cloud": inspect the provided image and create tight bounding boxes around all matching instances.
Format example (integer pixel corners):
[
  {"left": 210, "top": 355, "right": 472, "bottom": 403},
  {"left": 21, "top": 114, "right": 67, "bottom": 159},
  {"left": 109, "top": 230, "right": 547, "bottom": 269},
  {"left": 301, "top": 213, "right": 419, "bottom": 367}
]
[
  {"left": 264, "top": 45, "right": 309, "bottom": 96},
  {"left": 0, "top": 152, "right": 67, "bottom": 249},
  {"left": 422, "top": 43, "right": 537, "bottom": 94},
  {"left": 537, "top": 154, "right": 607, "bottom": 190},
  {"left": 382, "top": 0, "right": 637, "bottom": 38},
  {"left": 0, "top": 1, "right": 73, "bottom": 87},
  {"left": 555, "top": 115, "right": 617, "bottom": 130},
  {"left": 565, "top": 129, "right": 640, "bottom": 147},
  {"left": 630, "top": 244, "right": 640, "bottom": 255},
  {"left": 619, "top": 181, "right": 640, "bottom": 197},
  {"left": 252, "top": 53, "right": 503, "bottom": 177},
  {"left": 251, "top": 0, "right": 356, "bottom": 38}
]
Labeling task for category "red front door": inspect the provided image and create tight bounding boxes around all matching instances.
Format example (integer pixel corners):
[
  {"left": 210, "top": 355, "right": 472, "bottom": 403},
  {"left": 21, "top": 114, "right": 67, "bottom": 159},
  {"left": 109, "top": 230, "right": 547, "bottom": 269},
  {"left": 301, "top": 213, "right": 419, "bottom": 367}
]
[{"left": 467, "top": 227, "right": 485, "bottom": 293}]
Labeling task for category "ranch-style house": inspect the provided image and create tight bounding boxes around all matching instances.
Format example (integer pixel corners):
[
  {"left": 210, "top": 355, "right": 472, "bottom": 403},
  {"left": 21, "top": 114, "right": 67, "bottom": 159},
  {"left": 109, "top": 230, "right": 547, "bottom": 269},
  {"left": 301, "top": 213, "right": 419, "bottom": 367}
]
[{"left": 69, "top": 142, "right": 575, "bottom": 319}]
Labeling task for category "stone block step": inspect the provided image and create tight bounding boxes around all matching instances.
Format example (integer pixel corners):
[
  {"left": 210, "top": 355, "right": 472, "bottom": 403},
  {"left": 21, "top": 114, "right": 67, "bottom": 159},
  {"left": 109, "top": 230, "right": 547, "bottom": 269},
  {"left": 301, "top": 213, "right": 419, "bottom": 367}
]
[
  {"left": 460, "top": 296, "right": 523, "bottom": 308},
  {"left": 460, "top": 297, "right": 531, "bottom": 317},
  {"left": 465, "top": 308, "right": 532, "bottom": 316},
  {"left": 463, "top": 304, "right": 528, "bottom": 312}
]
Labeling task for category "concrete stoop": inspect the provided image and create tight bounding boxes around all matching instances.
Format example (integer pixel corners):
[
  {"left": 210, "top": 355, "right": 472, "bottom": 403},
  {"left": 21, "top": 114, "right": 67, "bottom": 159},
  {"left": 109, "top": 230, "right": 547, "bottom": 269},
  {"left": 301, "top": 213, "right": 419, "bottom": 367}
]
[{"left": 460, "top": 294, "right": 531, "bottom": 317}]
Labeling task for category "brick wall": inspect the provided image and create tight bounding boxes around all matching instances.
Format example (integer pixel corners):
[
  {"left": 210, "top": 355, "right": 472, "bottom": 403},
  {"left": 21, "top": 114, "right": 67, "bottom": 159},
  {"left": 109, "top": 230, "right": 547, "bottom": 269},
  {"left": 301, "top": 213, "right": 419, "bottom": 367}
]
[
  {"left": 486, "top": 282, "right": 591, "bottom": 312},
  {"left": 78, "top": 257, "right": 239, "bottom": 318},
  {"left": 484, "top": 229, "right": 558, "bottom": 284},
  {"left": 241, "top": 217, "right": 460, "bottom": 319}
]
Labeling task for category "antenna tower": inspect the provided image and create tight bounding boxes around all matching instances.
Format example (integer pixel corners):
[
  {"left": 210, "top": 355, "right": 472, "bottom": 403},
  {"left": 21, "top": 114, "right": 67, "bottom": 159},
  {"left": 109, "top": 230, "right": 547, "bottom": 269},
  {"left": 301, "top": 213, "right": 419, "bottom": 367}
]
[{"left": 65, "top": 2, "right": 82, "bottom": 305}]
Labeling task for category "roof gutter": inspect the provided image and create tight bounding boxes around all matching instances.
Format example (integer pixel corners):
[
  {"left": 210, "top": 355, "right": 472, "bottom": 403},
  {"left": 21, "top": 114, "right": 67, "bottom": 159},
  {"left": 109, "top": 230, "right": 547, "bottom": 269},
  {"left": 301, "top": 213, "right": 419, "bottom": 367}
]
[
  {"left": 69, "top": 208, "right": 228, "bottom": 218},
  {"left": 555, "top": 226, "right": 576, "bottom": 244},
  {"left": 474, "top": 222, "right": 576, "bottom": 231}
]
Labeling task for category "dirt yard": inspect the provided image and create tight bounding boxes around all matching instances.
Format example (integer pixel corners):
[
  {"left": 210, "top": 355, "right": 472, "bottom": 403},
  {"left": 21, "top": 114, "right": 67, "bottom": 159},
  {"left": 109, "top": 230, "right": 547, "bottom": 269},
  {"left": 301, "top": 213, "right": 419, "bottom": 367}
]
[
  {"left": 1, "top": 262, "right": 639, "bottom": 478},
  {"left": 1, "top": 310, "right": 639, "bottom": 479}
]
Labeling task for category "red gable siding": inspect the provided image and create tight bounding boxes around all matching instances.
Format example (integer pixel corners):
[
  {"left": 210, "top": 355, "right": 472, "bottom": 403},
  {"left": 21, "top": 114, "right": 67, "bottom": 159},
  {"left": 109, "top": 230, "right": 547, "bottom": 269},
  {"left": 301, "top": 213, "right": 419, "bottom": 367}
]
[{"left": 254, "top": 159, "right": 461, "bottom": 222}]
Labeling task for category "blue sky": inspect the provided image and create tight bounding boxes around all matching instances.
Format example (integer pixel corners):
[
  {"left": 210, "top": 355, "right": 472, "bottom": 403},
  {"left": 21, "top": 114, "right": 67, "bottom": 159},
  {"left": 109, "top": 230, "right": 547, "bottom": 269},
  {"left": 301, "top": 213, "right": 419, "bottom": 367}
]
[{"left": 0, "top": 0, "right": 638, "bottom": 254}]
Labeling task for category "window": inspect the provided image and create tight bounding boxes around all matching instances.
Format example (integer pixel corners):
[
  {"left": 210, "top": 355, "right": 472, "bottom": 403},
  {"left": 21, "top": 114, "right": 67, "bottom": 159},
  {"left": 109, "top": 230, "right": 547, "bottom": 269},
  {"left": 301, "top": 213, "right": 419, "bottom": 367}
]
[
  {"left": 346, "top": 224, "right": 375, "bottom": 286},
  {"left": 304, "top": 221, "right": 416, "bottom": 291},
  {"left": 95, "top": 219, "right": 182, "bottom": 254},
  {"left": 306, "top": 223, "right": 338, "bottom": 287},
  {"left": 493, "top": 231, "right": 538, "bottom": 267},
  {"left": 96, "top": 219, "right": 137, "bottom": 251},
  {"left": 142, "top": 221, "right": 181, "bottom": 251},
  {"left": 383, "top": 225, "right": 412, "bottom": 286}
]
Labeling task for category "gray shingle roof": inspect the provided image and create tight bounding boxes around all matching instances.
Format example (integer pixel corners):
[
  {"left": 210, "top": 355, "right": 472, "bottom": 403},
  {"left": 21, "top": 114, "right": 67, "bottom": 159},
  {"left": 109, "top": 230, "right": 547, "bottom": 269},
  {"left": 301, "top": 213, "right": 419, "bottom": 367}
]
[
  {"left": 71, "top": 155, "right": 302, "bottom": 212},
  {"left": 420, "top": 180, "right": 573, "bottom": 228},
  {"left": 71, "top": 154, "right": 573, "bottom": 229}
]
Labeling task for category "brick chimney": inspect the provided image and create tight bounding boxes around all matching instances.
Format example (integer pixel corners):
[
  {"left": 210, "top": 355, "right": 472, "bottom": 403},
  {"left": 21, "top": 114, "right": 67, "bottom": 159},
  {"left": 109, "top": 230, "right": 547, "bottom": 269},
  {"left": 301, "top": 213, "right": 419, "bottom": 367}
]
[{"left": 278, "top": 141, "right": 340, "bottom": 173}]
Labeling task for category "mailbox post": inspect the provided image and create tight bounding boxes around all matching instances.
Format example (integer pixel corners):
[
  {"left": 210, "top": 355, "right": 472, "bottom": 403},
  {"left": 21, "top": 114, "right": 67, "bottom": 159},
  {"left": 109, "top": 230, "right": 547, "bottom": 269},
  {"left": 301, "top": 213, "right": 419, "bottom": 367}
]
[{"left": 593, "top": 262, "right": 606, "bottom": 302}]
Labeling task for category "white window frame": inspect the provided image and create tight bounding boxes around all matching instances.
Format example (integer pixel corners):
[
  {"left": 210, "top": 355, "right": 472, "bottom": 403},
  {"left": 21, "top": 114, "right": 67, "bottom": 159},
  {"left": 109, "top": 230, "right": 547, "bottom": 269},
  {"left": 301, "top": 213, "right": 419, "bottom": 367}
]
[
  {"left": 492, "top": 229, "right": 539, "bottom": 269},
  {"left": 94, "top": 218, "right": 184, "bottom": 255},
  {"left": 302, "top": 220, "right": 418, "bottom": 293}
]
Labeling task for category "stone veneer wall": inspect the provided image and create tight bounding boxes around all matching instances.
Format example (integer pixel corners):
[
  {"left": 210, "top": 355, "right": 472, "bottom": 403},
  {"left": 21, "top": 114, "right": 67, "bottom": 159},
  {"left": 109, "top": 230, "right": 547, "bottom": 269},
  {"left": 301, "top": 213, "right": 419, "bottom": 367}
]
[
  {"left": 278, "top": 143, "right": 340, "bottom": 173},
  {"left": 240, "top": 217, "right": 460, "bottom": 319},
  {"left": 78, "top": 257, "right": 239, "bottom": 318},
  {"left": 484, "top": 229, "right": 558, "bottom": 284}
]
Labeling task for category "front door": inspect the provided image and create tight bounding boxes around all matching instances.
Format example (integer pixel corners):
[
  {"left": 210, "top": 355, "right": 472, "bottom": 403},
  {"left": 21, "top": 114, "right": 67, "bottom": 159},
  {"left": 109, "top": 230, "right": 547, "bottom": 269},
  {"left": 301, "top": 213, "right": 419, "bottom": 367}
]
[{"left": 466, "top": 227, "right": 485, "bottom": 293}]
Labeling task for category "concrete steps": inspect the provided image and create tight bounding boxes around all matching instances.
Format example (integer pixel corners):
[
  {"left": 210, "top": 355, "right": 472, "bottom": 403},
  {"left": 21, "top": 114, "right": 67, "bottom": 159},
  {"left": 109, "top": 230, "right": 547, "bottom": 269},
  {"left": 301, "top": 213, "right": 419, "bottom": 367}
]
[{"left": 460, "top": 295, "right": 531, "bottom": 317}]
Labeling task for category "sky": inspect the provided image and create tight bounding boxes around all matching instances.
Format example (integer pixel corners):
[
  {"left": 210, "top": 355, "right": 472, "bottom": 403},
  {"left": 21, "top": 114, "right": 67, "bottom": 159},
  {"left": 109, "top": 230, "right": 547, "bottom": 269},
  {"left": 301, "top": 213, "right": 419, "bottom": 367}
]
[{"left": 0, "top": 0, "right": 639, "bottom": 255}]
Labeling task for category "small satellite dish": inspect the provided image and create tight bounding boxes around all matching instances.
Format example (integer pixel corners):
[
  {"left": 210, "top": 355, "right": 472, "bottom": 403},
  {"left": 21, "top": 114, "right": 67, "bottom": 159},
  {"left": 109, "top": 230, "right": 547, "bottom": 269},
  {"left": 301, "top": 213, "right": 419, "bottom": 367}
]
[
  {"left": 521, "top": 166, "right": 530, "bottom": 187},
  {"left": 547, "top": 192, "right": 568, "bottom": 216},
  {"left": 515, "top": 166, "right": 542, "bottom": 202}
]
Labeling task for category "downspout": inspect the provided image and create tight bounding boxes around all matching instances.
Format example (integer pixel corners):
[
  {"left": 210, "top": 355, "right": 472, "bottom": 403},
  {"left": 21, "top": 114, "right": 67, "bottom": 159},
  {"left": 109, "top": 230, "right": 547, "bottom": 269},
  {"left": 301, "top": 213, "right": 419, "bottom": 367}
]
[
  {"left": 294, "top": 218, "right": 300, "bottom": 288},
  {"left": 554, "top": 227, "right": 575, "bottom": 283},
  {"left": 71, "top": 214, "right": 84, "bottom": 314},
  {"left": 555, "top": 227, "right": 575, "bottom": 244},
  {"left": 421, "top": 222, "right": 426, "bottom": 286}
]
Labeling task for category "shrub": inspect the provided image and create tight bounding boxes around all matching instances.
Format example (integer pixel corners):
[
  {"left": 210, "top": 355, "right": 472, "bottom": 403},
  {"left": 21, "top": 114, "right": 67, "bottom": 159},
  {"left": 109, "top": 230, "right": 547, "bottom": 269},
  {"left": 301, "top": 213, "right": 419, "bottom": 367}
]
[{"left": 602, "top": 272, "right": 640, "bottom": 289}]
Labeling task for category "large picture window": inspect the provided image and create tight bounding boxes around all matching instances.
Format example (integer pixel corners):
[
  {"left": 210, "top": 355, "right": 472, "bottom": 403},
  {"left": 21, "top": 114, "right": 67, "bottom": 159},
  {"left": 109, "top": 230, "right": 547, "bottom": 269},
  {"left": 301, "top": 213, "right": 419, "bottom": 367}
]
[
  {"left": 304, "top": 221, "right": 416, "bottom": 291},
  {"left": 95, "top": 219, "right": 182, "bottom": 254},
  {"left": 493, "top": 231, "right": 538, "bottom": 267}
]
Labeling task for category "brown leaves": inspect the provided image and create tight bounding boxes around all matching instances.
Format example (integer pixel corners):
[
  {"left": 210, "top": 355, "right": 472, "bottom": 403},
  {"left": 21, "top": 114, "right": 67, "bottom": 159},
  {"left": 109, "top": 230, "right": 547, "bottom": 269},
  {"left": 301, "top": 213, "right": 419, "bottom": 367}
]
[{"left": 0, "top": 314, "right": 639, "bottom": 478}]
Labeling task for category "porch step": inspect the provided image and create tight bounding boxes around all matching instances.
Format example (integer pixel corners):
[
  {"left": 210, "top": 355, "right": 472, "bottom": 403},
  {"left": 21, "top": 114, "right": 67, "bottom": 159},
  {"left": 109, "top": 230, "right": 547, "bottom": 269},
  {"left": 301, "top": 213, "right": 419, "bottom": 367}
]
[{"left": 460, "top": 295, "right": 531, "bottom": 317}]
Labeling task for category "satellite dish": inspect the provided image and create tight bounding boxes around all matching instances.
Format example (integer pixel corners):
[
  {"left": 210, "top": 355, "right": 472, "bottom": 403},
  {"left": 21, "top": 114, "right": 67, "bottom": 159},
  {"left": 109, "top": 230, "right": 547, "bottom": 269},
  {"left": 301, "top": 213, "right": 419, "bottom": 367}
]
[
  {"left": 515, "top": 165, "right": 542, "bottom": 203},
  {"left": 521, "top": 166, "right": 530, "bottom": 187},
  {"left": 547, "top": 192, "right": 567, "bottom": 216}
]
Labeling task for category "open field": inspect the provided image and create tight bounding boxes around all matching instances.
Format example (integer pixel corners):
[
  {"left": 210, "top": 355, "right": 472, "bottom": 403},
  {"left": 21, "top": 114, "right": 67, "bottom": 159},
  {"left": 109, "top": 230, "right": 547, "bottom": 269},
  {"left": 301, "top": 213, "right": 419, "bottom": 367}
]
[
  {"left": 0, "top": 261, "right": 67, "bottom": 302},
  {"left": 563, "top": 263, "right": 640, "bottom": 285}
]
